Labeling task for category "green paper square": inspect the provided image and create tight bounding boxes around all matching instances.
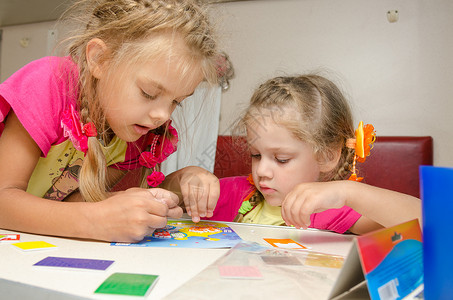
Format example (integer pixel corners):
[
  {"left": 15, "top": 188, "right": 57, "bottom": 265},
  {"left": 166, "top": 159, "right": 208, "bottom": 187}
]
[{"left": 95, "top": 272, "right": 159, "bottom": 296}]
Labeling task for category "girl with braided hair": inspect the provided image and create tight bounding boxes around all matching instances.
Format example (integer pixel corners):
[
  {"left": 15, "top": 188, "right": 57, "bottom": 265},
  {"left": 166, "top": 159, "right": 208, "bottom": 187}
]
[
  {"left": 0, "top": 0, "right": 221, "bottom": 242},
  {"left": 206, "top": 75, "right": 421, "bottom": 234}
]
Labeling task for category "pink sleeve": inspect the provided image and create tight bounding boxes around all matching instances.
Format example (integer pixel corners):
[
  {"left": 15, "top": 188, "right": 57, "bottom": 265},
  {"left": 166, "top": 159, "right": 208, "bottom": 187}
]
[
  {"left": 203, "top": 176, "right": 255, "bottom": 222},
  {"left": 309, "top": 206, "right": 361, "bottom": 233},
  {"left": 0, "top": 56, "right": 78, "bottom": 156}
]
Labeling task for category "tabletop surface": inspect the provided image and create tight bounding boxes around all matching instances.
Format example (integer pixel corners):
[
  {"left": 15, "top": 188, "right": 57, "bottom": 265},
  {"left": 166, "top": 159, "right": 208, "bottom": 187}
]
[{"left": 0, "top": 220, "right": 356, "bottom": 299}]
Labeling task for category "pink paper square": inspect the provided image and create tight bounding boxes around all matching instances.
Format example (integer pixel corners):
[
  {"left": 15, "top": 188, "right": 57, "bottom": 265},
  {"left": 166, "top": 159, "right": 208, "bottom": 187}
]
[{"left": 218, "top": 265, "right": 263, "bottom": 279}]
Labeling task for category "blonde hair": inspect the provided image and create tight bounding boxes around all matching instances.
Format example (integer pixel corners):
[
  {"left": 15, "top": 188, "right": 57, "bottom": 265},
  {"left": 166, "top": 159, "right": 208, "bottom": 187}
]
[
  {"left": 234, "top": 75, "right": 356, "bottom": 218},
  {"left": 59, "top": 0, "right": 219, "bottom": 202}
]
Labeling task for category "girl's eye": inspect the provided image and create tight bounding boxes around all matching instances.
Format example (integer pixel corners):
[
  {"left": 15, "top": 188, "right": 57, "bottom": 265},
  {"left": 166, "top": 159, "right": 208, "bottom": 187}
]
[
  {"left": 276, "top": 158, "right": 290, "bottom": 163},
  {"left": 142, "top": 90, "right": 157, "bottom": 100},
  {"left": 251, "top": 154, "right": 261, "bottom": 159},
  {"left": 173, "top": 99, "right": 183, "bottom": 107}
]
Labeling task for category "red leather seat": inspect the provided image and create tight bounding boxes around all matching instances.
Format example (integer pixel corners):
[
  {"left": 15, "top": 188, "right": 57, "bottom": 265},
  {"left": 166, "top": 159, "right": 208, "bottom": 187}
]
[
  {"left": 213, "top": 135, "right": 433, "bottom": 198},
  {"left": 213, "top": 136, "right": 250, "bottom": 178},
  {"left": 359, "top": 136, "right": 433, "bottom": 198}
]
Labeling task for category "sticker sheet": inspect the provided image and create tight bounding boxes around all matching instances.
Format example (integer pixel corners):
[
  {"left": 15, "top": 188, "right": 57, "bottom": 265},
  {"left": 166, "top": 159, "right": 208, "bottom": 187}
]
[
  {"left": 111, "top": 220, "right": 242, "bottom": 248},
  {"left": 164, "top": 241, "right": 345, "bottom": 300}
]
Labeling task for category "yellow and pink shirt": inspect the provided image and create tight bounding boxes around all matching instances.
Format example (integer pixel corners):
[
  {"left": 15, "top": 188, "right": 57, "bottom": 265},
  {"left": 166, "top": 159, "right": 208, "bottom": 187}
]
[
  {"left": 0, "top": 56, "right": 148, "bottom": 200},
  {"left": 204, "top": 176, "right": 361, "bottom": 233}
]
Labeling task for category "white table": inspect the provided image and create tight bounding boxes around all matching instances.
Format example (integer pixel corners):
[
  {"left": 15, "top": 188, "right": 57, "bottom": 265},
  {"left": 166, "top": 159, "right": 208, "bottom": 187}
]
[{"left": 0, "top": 220, "right": 355, "bottom": 299}]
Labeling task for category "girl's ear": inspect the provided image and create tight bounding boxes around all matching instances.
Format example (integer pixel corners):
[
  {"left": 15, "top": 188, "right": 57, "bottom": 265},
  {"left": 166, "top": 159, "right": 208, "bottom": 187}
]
[
  {"left": 86, "top": 38, "right": 108, "bottom": 79},
  {"left": 319, "top": 147, "right": 342, "bottom": 173}
]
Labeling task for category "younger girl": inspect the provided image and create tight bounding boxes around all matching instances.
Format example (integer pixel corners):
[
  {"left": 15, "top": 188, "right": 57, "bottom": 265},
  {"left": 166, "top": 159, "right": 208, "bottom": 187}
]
[
  {"left": 0, "top": 0, "right": 221, "bottom": 242},
  {"left": 207, "top": 75, "right": 421, "bottom": 234}
]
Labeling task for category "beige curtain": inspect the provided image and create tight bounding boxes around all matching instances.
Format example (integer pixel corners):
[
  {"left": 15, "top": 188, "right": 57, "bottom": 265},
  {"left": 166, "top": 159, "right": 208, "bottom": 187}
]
[{"left": 161, "top": 82, "right": 221, "bottom": 175}]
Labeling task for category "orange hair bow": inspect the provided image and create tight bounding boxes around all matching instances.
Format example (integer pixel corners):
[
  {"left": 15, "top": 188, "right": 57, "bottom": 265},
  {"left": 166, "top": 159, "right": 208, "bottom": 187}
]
[{"left": 346, "top": 121, "right": 376, "bottom": 182}]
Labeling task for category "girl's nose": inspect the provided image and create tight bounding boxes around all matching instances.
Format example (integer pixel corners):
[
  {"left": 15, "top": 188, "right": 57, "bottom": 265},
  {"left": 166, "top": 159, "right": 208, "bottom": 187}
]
[
  {"left": 255, "top": 159, "right": 272, "bottom": 179},
  {"left": 148, "top": 104, "right": 172, "bottom": 126}
]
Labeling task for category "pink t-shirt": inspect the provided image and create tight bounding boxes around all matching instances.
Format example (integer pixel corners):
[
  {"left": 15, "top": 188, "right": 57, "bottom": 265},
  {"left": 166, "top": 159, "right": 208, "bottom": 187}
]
[
  {"left": 0, "top": 56, "right": 149, "bottom": 199},
  {"left": 206, "top": 176, "right": 361, "bottom": 234},
  {"left": 0, "top": 56, "right": 147, "bottom": 165},
  {"left": 0, "top": 56, "right": 77, "bottom": 154}
]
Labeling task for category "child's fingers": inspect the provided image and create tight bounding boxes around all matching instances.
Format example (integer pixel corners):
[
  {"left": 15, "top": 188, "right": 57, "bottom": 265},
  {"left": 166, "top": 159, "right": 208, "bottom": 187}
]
[
  {"left": 197, "top": 186, "right": 208, "bottom": 218},
  {"left": 297, "top": 200, "right": 313, "bottom": 229},
  {"left": 180, "top": 178, "right": 218, "bottom": 222},
  {"left": 206, "top": 181, "right": 220, "bottom": 218},
  {"left": 138, "top": 196, "right": 168, "bottom": 217},
  {"left": 148, "top": 188, "right": 179, "bottom": 206},
  {"left": 283, "top": 195, "right": 309, "bottom": 229},
  {"left": 186, "top": 185, "right": 203, "bottom": 223},
  {"left": 288, "top": 202, "right": 305, "bottom": 228},
  {"left": 127, "top": 211, "right": 168, "bottom": 242},
  {"left": 127, "top": 188, "right": 180, "bottom": 220},
  {"left": 281, "top": 204, "right": 291, "bottom": 226},
  {"left": 167, "top": 206, "right": 183, "bottom": 219},
  {"left": 146, "top": 213, "right": 168, "bottom": 230},
  {"left": 180, "top": 184, "right": 191, "bottom": 216},
  {"left": 154, "top": 192, "right": 183, "bottom": 218},
  {"left": 281, "top": 195, "right": 296, "bottom": 226}
]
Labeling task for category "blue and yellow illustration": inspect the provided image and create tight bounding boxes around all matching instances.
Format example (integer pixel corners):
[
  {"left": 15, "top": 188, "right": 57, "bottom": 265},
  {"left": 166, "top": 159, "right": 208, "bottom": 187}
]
[{"left": 111, "top": 220, "right": 242, "bottom": 248}]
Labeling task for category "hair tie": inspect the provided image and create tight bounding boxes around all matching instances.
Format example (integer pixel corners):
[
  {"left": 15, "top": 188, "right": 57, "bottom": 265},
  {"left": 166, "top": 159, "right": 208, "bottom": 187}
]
[
  {"left": 61, "top": 105, "right": 99, "bottom": 154},
  {"left": 347, "top": 121, "right": 376, "bottom": 182},
  {"left": 82, "top": 122, "right": 97, "bottom": 137}
]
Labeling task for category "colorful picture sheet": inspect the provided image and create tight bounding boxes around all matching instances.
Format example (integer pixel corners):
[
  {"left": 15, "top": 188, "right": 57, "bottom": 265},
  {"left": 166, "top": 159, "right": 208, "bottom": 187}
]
[{"left": 111, "top": 220, "right": 242, "bottom": 248}]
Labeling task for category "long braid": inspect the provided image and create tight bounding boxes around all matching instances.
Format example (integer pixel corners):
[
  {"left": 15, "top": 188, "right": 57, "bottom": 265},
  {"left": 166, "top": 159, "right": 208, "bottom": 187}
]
[
  {"left": 79, "top": 97, "right": 107, "bottom": 202},
  {"left": 333, "top": 146, "right": 355, "bottom": 181}
]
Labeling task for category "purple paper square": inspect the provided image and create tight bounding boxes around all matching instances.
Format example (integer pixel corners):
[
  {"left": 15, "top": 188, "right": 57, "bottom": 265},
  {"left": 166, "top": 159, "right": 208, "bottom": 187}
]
[{"left": 34, "top": 256, "right": 114, "bottom": 271}]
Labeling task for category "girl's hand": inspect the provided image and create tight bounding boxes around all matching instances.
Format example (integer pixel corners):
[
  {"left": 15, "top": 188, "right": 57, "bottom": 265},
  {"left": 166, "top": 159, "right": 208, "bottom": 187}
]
[
  {"left": 91, "top": 187, "right": 182, "bottom": 242},
  {"left": 178, "top": 166, "right": 220, "bottom": 223},
  {"left": 281, "top": 181, "right": 349, "bottom": 229},
  {"left": 147, "top": 188, "right": 184, "bottom": 219}
]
